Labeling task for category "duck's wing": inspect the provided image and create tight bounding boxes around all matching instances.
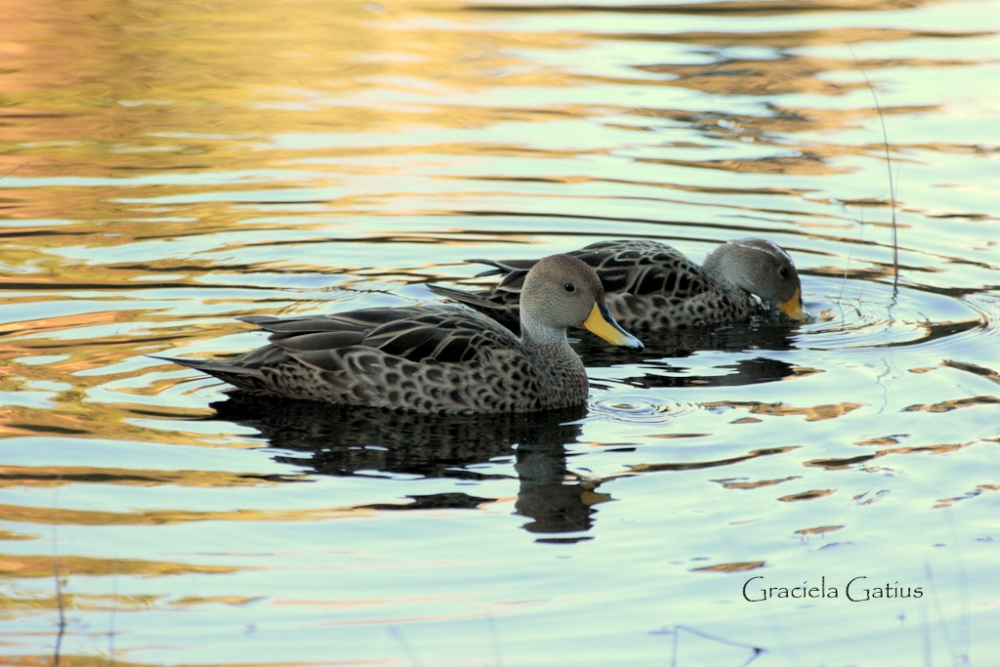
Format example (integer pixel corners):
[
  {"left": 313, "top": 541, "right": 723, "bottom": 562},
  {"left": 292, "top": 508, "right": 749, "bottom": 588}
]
[
  {"left": 154, "top": 306, "right": 521, "bottom": 386},
  {"left": 467, "top": 240, "right": 714, "bottom": 299},
  {"left": 258, "top": 306, "right": 519, "bottom": 371},
  {"left": 566, "top": 240, "right": 711, "bottom": 299},
  {"left": 428, "top": 240, "right": 716, "bottom": 332},
  {"left": 425, "top": 282, "right": 525, "bottom": 334}
]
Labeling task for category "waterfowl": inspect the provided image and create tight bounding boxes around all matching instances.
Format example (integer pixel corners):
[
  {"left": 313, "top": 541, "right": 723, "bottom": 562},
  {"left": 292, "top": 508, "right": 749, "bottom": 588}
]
[
  {"left": 155, "top": 254, "right": 643, "bottom": 414},
  {"left": 427, "top": 238, "right": 805, "bottom": 333}
]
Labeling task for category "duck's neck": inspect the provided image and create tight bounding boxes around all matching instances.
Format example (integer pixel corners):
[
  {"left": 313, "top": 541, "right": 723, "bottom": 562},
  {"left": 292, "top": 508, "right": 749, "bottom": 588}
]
[{"left": 521, "top": 326, "right": 589, "bottom": 407}]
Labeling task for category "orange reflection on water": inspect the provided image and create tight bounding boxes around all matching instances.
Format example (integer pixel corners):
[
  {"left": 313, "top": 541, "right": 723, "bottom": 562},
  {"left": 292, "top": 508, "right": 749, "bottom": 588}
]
[
  {"left": 794, "top": 524, "right": 844, "bottom": 535},
  {"left": 636, "top": 50, "right": 976, "bottom": 97},
  {"left": 715, "top": 476, "right": 801, "bottom": 490},
  {"left": 903, "top": 395, "right": 1000, "bottom": 413},
  {"left": 0, "top": 465, "right": 303, "bottom": 489},
  {"left": 0, "top": 656, "right": 324, "bottom": 667},
  {"left": 701, "top": 400, "right": 864, "bottom": 421},
  {"left": 778, "top": 488, "right": 835, "bottom": 502},
  {"left": 626, "top": 446, "right": 797, "bottom": 474},
  {"left": 0, "top": 503, "right": 368, "bottom": 527},
  {"left": 0, "top": 553, "right": 240, "bottom": 579},
  {"left": 691, "top": 560, "right": 764, "bottom": 573}
]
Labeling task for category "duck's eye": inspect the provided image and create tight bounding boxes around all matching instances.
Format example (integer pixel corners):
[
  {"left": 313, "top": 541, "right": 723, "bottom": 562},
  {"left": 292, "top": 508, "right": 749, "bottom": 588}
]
[
  {"left": 779, "top": 267, "right": 791, "bottom": 279},
  {"left": 564, "top": 283, "right": 576, "bottom": 293}
]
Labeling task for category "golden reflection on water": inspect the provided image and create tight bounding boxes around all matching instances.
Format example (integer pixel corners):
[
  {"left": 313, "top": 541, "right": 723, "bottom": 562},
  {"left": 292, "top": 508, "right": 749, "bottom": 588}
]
[
  {"left": 690, "top": 560, "right": 764, "bottom": 573},
  {"left": 0, "top": 0, "right": 580, "bottom": 177},
  {"left": 716, "top": 476, "right": 800, "bottom": 489},
  {"left": 637, "top": 54, "right": 974, "bottom": 98},
  {"left": 0, "top": 553, "right": 240, "bottom": 579},
  {"left": 0, "top": 503, "right": 368, "bottom": 527},
  {"left": 0, "top": 465, "right": 302, "bottom": 489},
  {"left": 904, "top": 395, "right": 1000, "bottom": 413},
  {"left": 793, "top": 524, "right": 843, "bottom": 536},
  {"left": 0, "top": 591, "right": 261, "bottom": 617},
  {"left": 625, "top": 445, "right": 798, "bottom": 474},
  {"left": 0, "top": 659, "right": 305, "bottom": 667},
  {"left": 0, "top": 400, "right": 223, "bottom": 447},
  {"left": 700, "top": 400, "right": 864, "bottom": 421},
  {"left": 0, "top": 0, "right": 987, "bottom": 237},
  {"left": 778, "top": 488, "right": 835, "bottom": 502},
  {"left": 617, "top": 25, "right": 981, "bottom": 48}
]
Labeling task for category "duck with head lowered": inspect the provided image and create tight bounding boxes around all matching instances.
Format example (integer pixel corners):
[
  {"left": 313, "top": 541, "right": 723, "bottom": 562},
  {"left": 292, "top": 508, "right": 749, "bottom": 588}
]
[
  {"left": 155, "top": 254, "right": 642, "bottom": 414},
  {"left": 427, "top": 238, "right": 807, "bottom": 334}
]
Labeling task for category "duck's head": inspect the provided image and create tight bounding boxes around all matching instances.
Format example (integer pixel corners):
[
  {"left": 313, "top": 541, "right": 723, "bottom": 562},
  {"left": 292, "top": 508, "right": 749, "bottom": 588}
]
[
  {"left": 703, "top": 238, "right": 806, "bottom": 321},
  {"left": 521, "top": 254, "right": 643, "bottom": 349}
]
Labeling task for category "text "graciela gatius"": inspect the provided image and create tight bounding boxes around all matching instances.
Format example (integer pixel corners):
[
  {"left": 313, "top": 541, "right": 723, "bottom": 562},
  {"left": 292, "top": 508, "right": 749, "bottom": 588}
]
[{"left": 742, "top": 576, "right": 923, "bottom": 602}]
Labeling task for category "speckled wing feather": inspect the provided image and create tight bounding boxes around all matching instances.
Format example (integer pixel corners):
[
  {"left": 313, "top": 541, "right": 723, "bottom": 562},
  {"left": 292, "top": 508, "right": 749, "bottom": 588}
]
[
  {"left": 429, "top": 239, "right": 739, "bottom": 331},
  {"left": 156, "top": 306, "right": 541, "bottom": 412},
  {"left": 240, "top": 307, "right": 522, "bottom": 371},
  {"left": 567, "top": 240, "right": 710, "bottom": 298},
  {"left": 426, "top": 278, "right": 525, "bottom": 334}
]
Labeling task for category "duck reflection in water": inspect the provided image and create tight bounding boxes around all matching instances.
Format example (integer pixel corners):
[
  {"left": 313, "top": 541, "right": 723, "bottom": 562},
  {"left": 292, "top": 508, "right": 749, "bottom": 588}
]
[
  {"left": 212, "top": 395, "right": 605, "bottom": 539},
  {"left": 570, "top": 320, "right": 805, "bottom": 390}
]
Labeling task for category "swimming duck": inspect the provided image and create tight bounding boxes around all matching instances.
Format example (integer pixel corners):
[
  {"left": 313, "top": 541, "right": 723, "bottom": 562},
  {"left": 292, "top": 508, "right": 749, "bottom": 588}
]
[
  {"left": 427, "top": 238, "right": 805, "bottom": 333},
  {"left": 155, "top": 254, "right": 643, "bottom": 414}
]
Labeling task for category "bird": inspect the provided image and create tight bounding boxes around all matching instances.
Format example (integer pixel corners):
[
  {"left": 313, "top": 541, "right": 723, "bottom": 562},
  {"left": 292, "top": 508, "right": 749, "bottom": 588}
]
[
  {"left": 154, "top": 254, "right": 643, "bottom": 414},
  {"left": 426, "top": 238, "right": 806, "bottom": 333}
]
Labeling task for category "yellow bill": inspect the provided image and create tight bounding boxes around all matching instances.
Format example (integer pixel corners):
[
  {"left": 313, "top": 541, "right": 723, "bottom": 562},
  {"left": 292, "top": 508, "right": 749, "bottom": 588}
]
[
  {"left": 777, "top": 288, "right": 807, "bottom": 321},
  {"left": 583, "top": 303, "right": 643, "bottom": 350}
]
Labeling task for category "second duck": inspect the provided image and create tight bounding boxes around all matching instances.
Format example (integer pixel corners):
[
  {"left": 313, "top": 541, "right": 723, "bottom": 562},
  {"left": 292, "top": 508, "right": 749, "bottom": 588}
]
[{"left": 428, "top": 238, "right": 806, "bottom": 333}]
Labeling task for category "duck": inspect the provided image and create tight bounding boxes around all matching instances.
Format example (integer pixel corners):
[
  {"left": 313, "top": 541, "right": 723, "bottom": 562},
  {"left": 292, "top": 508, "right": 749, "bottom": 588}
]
[
  {"left": 154, "top": 254, "right": 643, "bottom": 414},
  {"left": 426, "top": 238, "right": 806, "bottom": 333}
]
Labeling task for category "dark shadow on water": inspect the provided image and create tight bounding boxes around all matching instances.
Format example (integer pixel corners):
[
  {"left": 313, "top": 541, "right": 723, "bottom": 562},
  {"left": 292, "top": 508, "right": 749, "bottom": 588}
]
[
  {"left": 212, "top": 395, "right": 586, "bottom": 479},
  {"left": 206, "top": 317, "right": 803, "bottom": 540},
  {"left": 574, "top": 320, "right": 805, "bottom": 388},
  {"left": 572, "top": 319, "right": 800, "bottom": 366},
  {"left": 210, "top": 395, "right": 602, "bottom": 540},
  {"left": 620, "top": 355, "right": 805, "bottom": 389}
]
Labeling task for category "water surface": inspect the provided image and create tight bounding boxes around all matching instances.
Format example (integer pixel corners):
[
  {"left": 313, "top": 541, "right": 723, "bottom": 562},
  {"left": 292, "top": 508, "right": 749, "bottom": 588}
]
[{"left": 2, "top": 0, "right": 999, "bottom": 665}]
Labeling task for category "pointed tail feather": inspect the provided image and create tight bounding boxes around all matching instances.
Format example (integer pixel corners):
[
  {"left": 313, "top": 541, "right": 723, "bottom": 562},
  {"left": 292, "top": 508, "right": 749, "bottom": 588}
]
[
  {"left": 149, "top": 354, "right": 268, "bottom": 392},
  {"left": 425, "top": 284, "right": 523, "bottom": 335},
  {"left": 466, "top": 257, "right": 538, "bottom": 277},
  {"left": 425, "top": 283, "right": 493, "bottom": 308}
]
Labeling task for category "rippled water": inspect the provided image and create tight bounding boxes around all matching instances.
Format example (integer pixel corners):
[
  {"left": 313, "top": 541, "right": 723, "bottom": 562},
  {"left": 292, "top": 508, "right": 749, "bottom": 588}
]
[{"left": 2, "top": 0, "right": 999, "bottom": 665}]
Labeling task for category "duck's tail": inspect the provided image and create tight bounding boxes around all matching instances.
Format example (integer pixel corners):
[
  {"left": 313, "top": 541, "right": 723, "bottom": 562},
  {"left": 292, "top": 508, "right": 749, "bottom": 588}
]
[{"left": 149, "top": 354, "right": 270, "bottom": 392}]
